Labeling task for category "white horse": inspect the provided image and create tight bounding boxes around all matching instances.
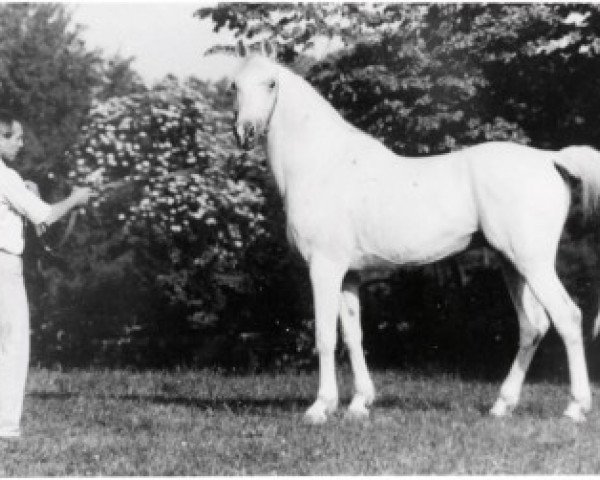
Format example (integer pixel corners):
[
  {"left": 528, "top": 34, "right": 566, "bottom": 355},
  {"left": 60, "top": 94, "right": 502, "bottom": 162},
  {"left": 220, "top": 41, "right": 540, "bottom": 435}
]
[{"left": 230, "top": 40, "right": 600, "bottom": 423}]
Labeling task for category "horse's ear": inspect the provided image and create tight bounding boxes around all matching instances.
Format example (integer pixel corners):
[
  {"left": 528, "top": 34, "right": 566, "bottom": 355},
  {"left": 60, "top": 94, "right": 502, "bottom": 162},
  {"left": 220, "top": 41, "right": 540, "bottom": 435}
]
[
  {"left": 261, "top": 40, "right": 277, "bottom": 60},
  {"left": 236, "top": 39, "right": 247, "bottom": 58}
]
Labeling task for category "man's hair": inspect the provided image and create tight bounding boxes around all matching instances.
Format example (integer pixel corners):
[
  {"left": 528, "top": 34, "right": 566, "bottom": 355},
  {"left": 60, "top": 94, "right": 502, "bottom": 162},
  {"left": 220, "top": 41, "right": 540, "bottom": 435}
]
[
  {"left": 0, "top": 108, "right": 16, "bottom": 127},
  {"left": 0, "top": 108, "right": 19, "bottom": 138}
]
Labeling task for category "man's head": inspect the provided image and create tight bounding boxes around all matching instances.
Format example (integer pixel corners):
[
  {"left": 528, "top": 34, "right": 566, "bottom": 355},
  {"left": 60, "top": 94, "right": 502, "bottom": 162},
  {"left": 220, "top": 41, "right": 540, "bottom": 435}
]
[{"left": 0, "top": 110, "right": 22, "bottom": 162}]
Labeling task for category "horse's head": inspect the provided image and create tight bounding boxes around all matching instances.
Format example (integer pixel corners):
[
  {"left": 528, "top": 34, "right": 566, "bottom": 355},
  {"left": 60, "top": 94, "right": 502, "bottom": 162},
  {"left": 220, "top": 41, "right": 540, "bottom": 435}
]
[{"left": 231, "top": 40, "right": 280, "bottom": 150}]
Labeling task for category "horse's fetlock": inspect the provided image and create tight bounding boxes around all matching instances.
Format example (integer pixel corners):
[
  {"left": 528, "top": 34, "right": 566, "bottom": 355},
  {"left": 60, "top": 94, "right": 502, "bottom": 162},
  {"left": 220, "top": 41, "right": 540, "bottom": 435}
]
[
  {"left": 520, "top": 332, "right": 540, "bottom": 349},
  {"left": 318, "top": 395, "right": 338, "bottom": 412}
]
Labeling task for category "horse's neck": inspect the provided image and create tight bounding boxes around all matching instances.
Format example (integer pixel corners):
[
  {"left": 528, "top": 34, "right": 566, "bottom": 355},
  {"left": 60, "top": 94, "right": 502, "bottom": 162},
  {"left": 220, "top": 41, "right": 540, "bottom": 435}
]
[{"left": 265, "top": 69, "right": 352, "bottom": 197}]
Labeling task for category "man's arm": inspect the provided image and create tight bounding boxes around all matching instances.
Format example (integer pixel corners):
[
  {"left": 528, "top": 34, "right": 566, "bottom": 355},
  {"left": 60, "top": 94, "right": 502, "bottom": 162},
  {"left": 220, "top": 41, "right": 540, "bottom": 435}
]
[{"left": 23, "top": 180, "right": 94, "bottom": 227}]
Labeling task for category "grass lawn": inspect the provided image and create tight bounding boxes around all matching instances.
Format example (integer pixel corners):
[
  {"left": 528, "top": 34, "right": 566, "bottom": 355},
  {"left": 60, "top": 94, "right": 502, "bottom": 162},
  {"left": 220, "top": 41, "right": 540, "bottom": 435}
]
[{"left": 0, "top": 367, "right": 599, "bottom": 475}]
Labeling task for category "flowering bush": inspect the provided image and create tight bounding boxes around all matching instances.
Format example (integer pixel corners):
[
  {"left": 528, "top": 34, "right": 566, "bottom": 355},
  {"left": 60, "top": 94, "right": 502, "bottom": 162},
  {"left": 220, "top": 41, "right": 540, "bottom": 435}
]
[
  {"left": 27, "top": 75, "right": 316, "bottom": 369},
  {"left": 66, "top": 77, "right": 267, "bottom": 266},
  {"left": 59, "top": 77, "right": 282, "bottom": 337}
]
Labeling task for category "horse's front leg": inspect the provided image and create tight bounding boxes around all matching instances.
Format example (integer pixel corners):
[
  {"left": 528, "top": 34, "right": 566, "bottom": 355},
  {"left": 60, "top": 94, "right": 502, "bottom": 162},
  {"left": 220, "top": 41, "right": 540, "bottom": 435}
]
[
  {"left": 304, "top": 255, "right": 346, "bottom": 424},
  {"left": 340, "top": 272, "right": 375, "bottom": 419}
]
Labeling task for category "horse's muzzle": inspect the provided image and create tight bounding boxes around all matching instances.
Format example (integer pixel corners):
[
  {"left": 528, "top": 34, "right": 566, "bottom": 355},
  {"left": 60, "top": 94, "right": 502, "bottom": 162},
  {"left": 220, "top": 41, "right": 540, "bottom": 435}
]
[{"left": 235, "top": 121, "right": 257, "bottom": 150}]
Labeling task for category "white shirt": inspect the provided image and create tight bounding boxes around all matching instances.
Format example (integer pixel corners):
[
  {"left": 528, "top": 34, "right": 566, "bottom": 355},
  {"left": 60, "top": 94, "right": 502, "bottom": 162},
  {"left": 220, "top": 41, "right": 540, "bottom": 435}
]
[{"left": 0, "top": 161, "right": 51, "bottom": 255}]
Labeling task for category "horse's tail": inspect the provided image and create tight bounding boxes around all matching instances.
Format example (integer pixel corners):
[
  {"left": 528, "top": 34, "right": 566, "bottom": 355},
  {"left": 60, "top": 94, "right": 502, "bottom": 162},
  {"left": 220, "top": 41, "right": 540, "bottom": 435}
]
[
  {"left": 555, "top": 145, "right": 600, "bottom": 218},
  {"left": 555, "top": 145, "right": 600, "bottom": 338}
]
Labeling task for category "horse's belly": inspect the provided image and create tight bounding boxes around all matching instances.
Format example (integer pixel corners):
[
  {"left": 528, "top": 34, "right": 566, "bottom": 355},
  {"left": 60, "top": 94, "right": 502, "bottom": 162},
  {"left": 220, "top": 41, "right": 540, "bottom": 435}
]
[
  {"left": 351, "top": 227, "right": 474, "bottom": 269},
  {"left": 350, "top": 188, "right": 477, "bottom": 268}
]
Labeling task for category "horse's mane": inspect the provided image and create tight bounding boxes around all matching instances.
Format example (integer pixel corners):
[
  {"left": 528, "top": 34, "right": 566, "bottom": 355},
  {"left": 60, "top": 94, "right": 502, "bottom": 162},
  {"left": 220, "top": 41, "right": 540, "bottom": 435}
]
[{"left": 268, "top": 57, "right": 356, "bottom": 134}]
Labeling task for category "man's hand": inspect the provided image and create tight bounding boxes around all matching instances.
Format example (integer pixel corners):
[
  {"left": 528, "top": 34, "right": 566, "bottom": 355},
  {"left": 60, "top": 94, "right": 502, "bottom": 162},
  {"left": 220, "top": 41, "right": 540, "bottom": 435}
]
[
  {"left": 24, "top": 180, "right": 40, "bottom": 197},
  {"left": 70, "top": 186, "right": 97, "bottom": 206},
  {"left": 82, "top": 167, "right": 105, "bottom": 188}
]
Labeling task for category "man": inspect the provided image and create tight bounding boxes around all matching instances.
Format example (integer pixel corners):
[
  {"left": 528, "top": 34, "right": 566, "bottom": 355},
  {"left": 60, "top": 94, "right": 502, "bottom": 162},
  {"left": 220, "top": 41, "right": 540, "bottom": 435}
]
[{"left": 0, "top": 111, "right": 95, "bottom": 438}]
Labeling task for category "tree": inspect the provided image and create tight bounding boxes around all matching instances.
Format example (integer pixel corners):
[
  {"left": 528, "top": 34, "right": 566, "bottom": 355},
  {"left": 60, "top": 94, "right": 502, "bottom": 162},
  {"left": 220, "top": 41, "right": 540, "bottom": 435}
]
[
  {"left": 97, "top": 54, "right": 147, "bottom": 101},
  {"left": 0, "top": 3, "right": 103, "bottom": 186}
]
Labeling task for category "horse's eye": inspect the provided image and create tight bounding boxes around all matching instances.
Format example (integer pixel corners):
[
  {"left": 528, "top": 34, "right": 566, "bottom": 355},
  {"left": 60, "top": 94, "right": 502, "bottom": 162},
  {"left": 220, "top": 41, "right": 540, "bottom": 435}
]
[
  {"left": 230, "top": 82, "right": 237, "bottom": 92},
  {"left": 268, "top": 80, "right": 277, "bottom": 90}
]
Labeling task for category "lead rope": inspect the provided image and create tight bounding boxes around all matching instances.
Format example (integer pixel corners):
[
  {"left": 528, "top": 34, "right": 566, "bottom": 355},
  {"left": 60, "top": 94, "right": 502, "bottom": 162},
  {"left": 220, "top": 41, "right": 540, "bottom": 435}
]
[{"left": 50, "top": 167, "right": 198, "bottom": 250}]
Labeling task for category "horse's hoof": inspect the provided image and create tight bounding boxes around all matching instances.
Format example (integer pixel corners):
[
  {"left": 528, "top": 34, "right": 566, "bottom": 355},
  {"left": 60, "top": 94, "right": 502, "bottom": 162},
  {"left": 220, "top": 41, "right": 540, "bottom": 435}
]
[
  {"left": 345, "top": 395, "right": 371, "bottom": 420},
  {"left": 563, "top": 401, "right": 587, "bottom": 423},
  {"left": 345, "top": 405, "right": 370, "bottom": 421},
  {"left": 304, "top": 399, "right": 335, "bottom": 424},
  {"left": 489, "top": 398, "right": 514, "bottom": 417},
  {"left": 304, "top": 408, "right": 328, "bottom": 424}
]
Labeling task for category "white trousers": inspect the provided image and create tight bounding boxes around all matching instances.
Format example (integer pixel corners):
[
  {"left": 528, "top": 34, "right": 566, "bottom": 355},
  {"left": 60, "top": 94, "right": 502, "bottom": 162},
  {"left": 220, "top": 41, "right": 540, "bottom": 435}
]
[{"left": 0, "top": 253, "right": 29, "bottom": 432}]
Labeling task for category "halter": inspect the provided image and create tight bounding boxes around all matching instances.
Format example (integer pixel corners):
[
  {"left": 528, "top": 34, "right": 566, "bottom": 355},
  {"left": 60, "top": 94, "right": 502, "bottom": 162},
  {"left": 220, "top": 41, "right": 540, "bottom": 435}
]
[{"left": 262, "top": 79, "right": 279, "bottom": 137}]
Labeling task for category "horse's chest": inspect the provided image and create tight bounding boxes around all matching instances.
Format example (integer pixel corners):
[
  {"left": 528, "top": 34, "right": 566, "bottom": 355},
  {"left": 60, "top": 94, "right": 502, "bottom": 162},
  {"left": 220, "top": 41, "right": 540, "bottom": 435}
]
[{"left": 285, "top": 192, "right": 354, "bottom": 260}]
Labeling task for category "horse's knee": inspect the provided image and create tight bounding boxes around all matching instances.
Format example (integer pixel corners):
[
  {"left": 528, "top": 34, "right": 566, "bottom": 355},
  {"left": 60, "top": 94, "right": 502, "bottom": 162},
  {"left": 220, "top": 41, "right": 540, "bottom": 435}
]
[
  {"left": 519, "top": 301, "right": 549, "bottom": 348},
  {"left": 520, "top": 326, "right": 543, "bottom": 349},
  {"left": 531, "top": 309, "right": 550, "bottom": 341}
]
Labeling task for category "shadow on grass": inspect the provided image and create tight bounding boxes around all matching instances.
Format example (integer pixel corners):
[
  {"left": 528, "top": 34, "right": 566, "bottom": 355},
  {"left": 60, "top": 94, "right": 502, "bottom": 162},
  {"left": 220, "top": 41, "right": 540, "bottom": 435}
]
[
  {"left": 28, "top": 391, "right": 312, "bottom": 413},
  {"left": 28, "top": 391, "right": 471, "bottom": 415},
  {"left": 376, "top": 395, "right": 453, "bottom": 412}
]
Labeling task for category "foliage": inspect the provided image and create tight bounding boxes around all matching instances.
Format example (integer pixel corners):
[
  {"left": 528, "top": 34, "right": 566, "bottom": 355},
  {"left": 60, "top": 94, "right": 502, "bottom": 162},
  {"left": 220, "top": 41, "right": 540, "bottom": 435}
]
[
  {"left": 0, "top": 3, "right": 103, "bottom": 184},
  {"left": 68, "top": 78, "right": 263, "bottom": 245},
  {"left": 68, "top": 76, "right": 268, "bottom": 310},
  {"left": 97, "top": 54, "right": 147, "bottom": 101},
  {"left": 306, "top": 32, "right": 526, "bottom": 156},
  {"left": 30, "top": 75, "right": 311, "bottom": 368},
  {"left": 197, "top": 3, "right": 423, "bottom": 50},
  {"left": 481, "top": 4, "right": 600, "bottom": 149}
]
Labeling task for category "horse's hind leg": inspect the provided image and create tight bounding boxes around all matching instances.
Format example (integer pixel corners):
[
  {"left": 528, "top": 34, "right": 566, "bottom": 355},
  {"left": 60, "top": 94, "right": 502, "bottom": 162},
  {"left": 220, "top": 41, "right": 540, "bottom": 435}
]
[
  {"left": 304, "top": 255, "right": 346, "bottom": 424},
  {"left": 521, "top": 264, "right": 591, "bottom": 422},
  {"left": 339, "top": 272, "right": 375, "bottom": 419},
  {"left": 491, "top": 262, "right": 549, "bottom": 417}
]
